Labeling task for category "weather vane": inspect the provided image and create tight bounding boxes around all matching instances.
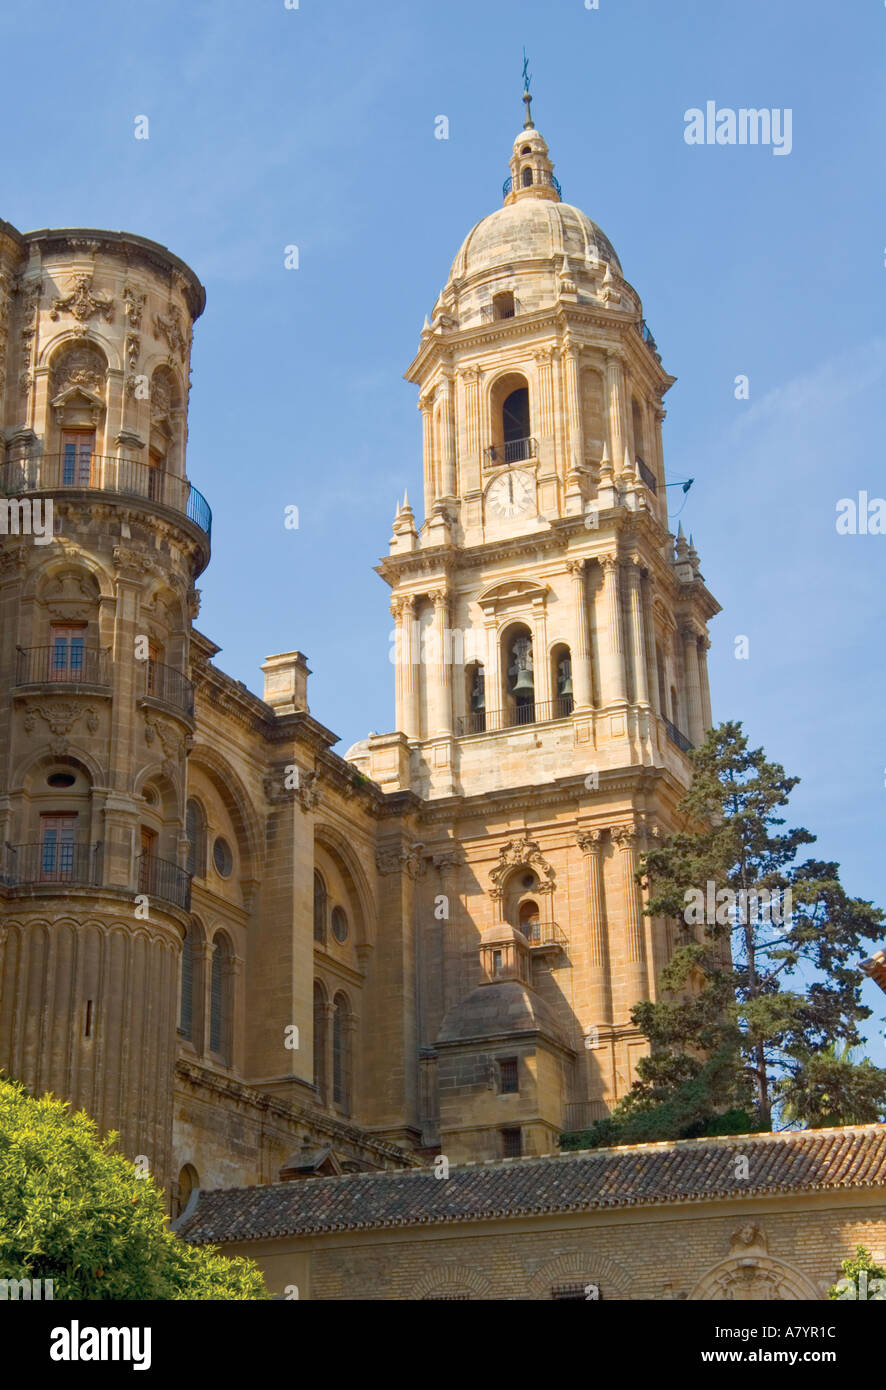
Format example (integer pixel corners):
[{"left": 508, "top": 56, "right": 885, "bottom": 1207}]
[{"left": 522, "top": 48, "right": 534, "bottom": 128}]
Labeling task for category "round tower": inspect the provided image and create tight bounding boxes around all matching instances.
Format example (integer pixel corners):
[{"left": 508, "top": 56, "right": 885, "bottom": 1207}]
[{"left": 0, "top": 222, "right": 209, "bottom": 1192}]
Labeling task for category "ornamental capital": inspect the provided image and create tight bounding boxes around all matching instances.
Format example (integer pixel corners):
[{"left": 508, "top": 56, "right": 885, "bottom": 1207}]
[{"left": 577, "top": 828, "right": 604, "bottom": 853}]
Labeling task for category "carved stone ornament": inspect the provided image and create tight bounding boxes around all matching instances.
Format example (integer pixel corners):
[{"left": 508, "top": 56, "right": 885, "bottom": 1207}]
[
  {"left": 144, "top": 713, "right": 184, "bottom": 762},
  {"left": 375, "top": 843, "right": 426, "bottom": 879},
  {"left": 23, "top": 701, "right": 99, "bottom": 736},
  {"left": 122, "top": 285, "right": 146, "bottom": 329},
  {"left": 154, "top": 306, "right": 188, "bottom": 361},
  {"left": 489, "top": 836, "right": 556, "bottom": 900},
  {"left": 50, "top": 343, "right": 107, "bottom": 399},
  {"left": 50, "top": 274, "right": 114, "bottom": 324}
]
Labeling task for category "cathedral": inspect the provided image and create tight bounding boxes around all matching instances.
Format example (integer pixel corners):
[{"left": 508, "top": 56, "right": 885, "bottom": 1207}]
[{"left": 0, "top": 97, "right": 722, "bottom": 1211}]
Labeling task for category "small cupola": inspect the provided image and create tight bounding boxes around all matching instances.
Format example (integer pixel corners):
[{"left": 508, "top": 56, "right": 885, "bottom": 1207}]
[
  {"left": 504, "top": 85, "right": 561, "bottom": 207},
  {"left": 479, "top": 924, "right": 531, "bottom": 986}
]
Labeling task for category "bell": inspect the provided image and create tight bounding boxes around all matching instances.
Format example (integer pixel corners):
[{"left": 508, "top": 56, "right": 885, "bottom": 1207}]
[
  {"left": 513, "top": 666, "right": 535, "bottom": 696},
  {"left": 559, "top": 673, "right": 573, "bottom": 698}
]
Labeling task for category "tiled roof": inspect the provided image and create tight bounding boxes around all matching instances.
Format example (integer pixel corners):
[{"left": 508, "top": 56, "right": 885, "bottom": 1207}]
[{"left": 176, "top": 1123, "right": 886, "bottom": 1246}]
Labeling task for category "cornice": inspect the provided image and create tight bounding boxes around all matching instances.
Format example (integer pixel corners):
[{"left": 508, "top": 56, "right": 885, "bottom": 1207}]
[
  {"left": 406, "top": 302, "right": 675, "bottom": 392},
  {"left": 173, "top": 1059, "right": 416, "bottom": 1166}
]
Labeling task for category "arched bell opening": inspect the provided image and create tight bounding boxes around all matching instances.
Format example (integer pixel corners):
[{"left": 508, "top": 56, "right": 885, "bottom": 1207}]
[
  {"left": 551, "top": 642, "right": 574, "bottom": 717},
  {"left": 465, "top": 660, "right": 486, "bottom": 732},
  {"left": 501, "top": 621, "right": 534, "bottom": 726}
]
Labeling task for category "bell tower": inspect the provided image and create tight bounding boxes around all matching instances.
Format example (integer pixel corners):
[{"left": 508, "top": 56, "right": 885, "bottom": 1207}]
[
  {"left": 352, "top": 92, "right": 723, "bottom": 1161},
  {"left": 0, "top": 221, "right": 208, "bottom": 1191}
]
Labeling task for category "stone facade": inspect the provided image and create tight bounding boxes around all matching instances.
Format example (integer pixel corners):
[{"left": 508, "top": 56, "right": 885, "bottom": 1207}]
[{"left": 0, "top": 107, "right": 722, "bottom": 1203}]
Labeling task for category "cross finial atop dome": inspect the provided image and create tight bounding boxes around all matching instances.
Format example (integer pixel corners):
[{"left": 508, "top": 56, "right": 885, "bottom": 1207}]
[{"left": 522, "top": 47, "right": 534, "bottom": 129}]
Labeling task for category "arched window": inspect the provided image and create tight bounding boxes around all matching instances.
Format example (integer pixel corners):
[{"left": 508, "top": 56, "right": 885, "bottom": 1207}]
[
  {"left": 521, "top": 166, "right": 533, "bottom": 187},
  {"left": 551, "top": 643, "right": 573, "bottom": 717},
  {"left": 185, "top": 798, "right": 206, "bottom": 879},
  {"left": 656, "top": 644, "right": 667, "bottom": 715},
  {"left": 209, "top": 932, "right": 233, "bottom": 1063},
  {"left": 466, "top": 661, "right": 486, "bottom": 732},
  {"left": 518, "top": 899, "right": 541, "bottom": 942},
  {"left": 174, "top": 1163, "right": 199, "bottom": 1219},
  {"left": 313, "top": 870, "right": 327, "bottom": 944},
  {"left": 502, "top": 624, "right": 534, "bottom": 726},
  {"left": 631, "top": 398, "right": 645, "bottom": 461},
  {"left": 492, "top": 290, "right": 515, "bottom": 321},
  {"left": 502, "top": 387, "right": 530, "bottom": 446},
  {"left": 332, "top": 992, "right": 351, "bottom": 1113},
  {"left": 313, "top": 981, "right": 327, "bottom": 1104}
]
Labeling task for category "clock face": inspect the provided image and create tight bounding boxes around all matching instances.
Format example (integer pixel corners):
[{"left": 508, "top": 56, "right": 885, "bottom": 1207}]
[{"left": 486, "top": 469, "right": 535, "bottom": 519}]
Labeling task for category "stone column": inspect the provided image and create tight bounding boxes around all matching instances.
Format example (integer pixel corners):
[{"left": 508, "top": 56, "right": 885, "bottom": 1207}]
[
  {"left": 642, "top": 573, "right": 661, "bottom": 716},
  {"left": 625, "top": 559, "right": 649, "bottom": 705},
  {"left": 461, "top": 366, "right": 481, "bottom": 497},
  {"left": 681, "top": 624, "right": 704, "bottom": 746},
  {"left": 437, "top": 375, "right": 456, "bottom": 500},
  {"left": 531, "top": 595, "right": 550, "bottom": 711},
  {"left": 402, "top": 595, "right": 421, "bottom": 740},
  {"left": 390, "top": 597, "right": 406, "bottom": 732},
  {"left": 598, "top": 555, "right": 626, "bottom": 704},
  {"left": 577, "top": 829, "right": 611, "bottom": 1024},
  {"left": 429, "top": 589, "right": 452, "bottom": 735},
  {"left": 605, "top": 350, "right": 626, "bottom": 475},
  {"left": 482, "top": 605, "right": 500, "bottom": 729},
  {"left": 550, "top": 346, "right": 565, "bottom": 471},
  {"left": 698, "top": 635, "right": 713, "bottom": 731},
  {"left": 563, "top": 337, "right": 584, "bottom": 477},
  {"left": 567, "top": 559, "right": 593, "bottom": 710},
  {"left": 419, "top": 393, "right": 435, "bottom": 517},
  {"left": 612, "top": 823, "right": 647, "bottom": 1007},
  {"left": 534, "top": 347, "right": 555, "bottom": 439}
]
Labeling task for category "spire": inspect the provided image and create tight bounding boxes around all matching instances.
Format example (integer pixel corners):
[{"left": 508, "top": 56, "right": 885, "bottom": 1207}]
[
  {"left": 504, "top": 64, "right": 561, "bottom": 207},
  {"left": 522, "top": 48, "right": 534, "bottom": 129}
]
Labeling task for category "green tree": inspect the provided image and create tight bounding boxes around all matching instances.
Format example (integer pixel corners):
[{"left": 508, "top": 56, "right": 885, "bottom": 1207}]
[
  {"left": 563, "top": 722, "right": 886, "bottom": 1149},
  {"left": 828, "top": 1245, "right": 886, "bottom": 1300},
  {"left": 0, "top": 1077, "right": 268, "bottom": 1299}
]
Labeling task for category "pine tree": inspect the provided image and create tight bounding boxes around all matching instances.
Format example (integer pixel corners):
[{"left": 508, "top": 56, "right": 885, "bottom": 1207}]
[{"left": 563, "top": 722, "right": 886, "bottom": 1148}]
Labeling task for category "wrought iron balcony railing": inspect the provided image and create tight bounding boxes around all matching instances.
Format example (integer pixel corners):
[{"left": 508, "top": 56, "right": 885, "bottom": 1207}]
[
  {"left": 663, "top": 717, "right": 693, "bottom": 753},
  {"left": 520, "top": 918, "right": 567, "bottom": 951},
  {"left": 137, "top": 853, "right": 191, "bottom": 911},
  {"left": 0, "top": 454, "right": 211, "bottom": 539},
  {"left": 15, "top": 645, "right": 111, "bottom": 687},
  {"left": 456, "top": 695, "right": 573, "bottom": 736},
  {"left": 483, "top": 436, "right": 537, "bottom": 466},
  {"left": 638, "top": 318, "right": 662, "bottom": 363},
  {"left": 1, "top": 840, "right": 103, "bottom": 889},
  {"left": 143, "top": 660, "right": 195, "bottom": 718},
  {"left": 502, "top": 171, "right": 562, "bottom": 198},
  {"left": 635, "top": 456, "right": 658, "bottom": 494}
]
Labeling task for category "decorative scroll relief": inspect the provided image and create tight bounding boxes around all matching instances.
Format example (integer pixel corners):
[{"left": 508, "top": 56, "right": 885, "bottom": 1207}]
[
  {"left": 489, "top": 835, "right": 555, "bottom": 900},
  {"left": 50, "top": 274, "right": 114, "bottom": 324},
  {"left": 23, "top": 701, "right": 99, "bottom": 736}
]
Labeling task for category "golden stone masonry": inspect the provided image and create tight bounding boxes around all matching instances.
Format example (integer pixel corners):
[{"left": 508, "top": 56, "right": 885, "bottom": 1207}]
[{"left": 1, "top": 105, "right": 881, "bottom": 1299}]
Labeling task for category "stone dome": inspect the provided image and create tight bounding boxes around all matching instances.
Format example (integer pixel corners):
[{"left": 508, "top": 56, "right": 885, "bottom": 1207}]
[
  {"left": 437, "top": 980, "right": 570, "bottom": 1050},
  {"left": 449, "top": 199, "right": 622, "bottom": 285}
]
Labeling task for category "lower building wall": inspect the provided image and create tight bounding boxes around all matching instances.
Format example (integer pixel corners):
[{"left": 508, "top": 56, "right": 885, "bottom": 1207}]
[{"left": 219, "top": 1193, "right": 886, "bottom": 1301}]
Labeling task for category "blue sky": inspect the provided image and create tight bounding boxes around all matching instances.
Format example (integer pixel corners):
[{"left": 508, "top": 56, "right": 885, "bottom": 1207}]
[{"left": 3, "top": 0, "right": 884, "bottom": 1024}]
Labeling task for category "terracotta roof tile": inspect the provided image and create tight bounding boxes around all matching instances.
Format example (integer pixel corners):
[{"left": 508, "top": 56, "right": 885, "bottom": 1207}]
[{"left": 175, "top": 1123, "right": 886, "bottom": 1246}]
